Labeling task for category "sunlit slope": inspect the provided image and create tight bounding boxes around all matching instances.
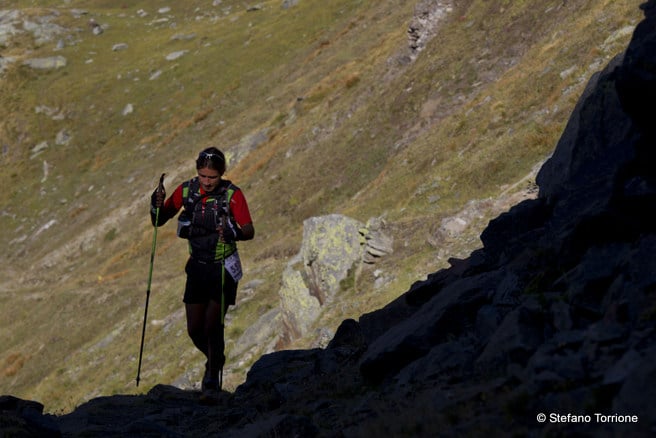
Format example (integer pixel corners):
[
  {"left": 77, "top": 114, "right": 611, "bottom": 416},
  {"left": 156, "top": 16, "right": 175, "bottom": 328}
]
[{"left": 0, "top": 0, "right": 641, "bottom": 413}]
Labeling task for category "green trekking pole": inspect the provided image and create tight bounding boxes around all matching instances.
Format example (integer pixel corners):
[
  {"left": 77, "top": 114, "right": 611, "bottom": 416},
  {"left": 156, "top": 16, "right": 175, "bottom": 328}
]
[
  {"left": 136, "top": 173, "right": 165, "bottom": 387},
  {"left": 220, "top": 244, "right": 226, "bottom": 390},
  {"left": 217, "top": 208, "right": 229, "bottom": 391}
]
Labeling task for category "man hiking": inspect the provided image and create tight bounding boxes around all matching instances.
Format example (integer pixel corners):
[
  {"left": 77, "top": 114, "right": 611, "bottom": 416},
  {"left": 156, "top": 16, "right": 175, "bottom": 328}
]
[{"left": 150, "top": 147, "right": 254, "bottom": 403}]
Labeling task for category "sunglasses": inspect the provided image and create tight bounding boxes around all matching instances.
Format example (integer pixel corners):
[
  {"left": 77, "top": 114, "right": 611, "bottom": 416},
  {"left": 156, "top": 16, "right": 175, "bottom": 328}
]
[{"left": 199, "top": 151, "right": 224, "bottom": 161}]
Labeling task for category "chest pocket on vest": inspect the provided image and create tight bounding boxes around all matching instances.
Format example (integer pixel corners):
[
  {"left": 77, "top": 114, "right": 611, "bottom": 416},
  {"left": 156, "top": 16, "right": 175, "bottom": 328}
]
[{"left": 191, "top": 198, "right": 221, "bottom": 235}]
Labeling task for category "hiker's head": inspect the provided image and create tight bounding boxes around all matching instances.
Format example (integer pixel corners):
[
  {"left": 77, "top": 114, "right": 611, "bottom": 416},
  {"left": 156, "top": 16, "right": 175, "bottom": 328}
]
[
  {"left": 196, "top": 147, "right": 226, "bottom": 175},
  {"left": 196, "top": 147, "right": 225, "bottom": 192}
]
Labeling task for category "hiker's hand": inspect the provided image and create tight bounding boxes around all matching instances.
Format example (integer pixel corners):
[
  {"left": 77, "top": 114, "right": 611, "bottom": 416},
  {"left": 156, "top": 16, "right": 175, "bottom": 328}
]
[
  {"left": 151, "top": 186, "right": 166, "bottom": 209},
  {"left": 218, "top": 225, "right": 237, "bottom": 243},
  {"left": 151, "top": 173, "right": 167, "bottom": 209}
]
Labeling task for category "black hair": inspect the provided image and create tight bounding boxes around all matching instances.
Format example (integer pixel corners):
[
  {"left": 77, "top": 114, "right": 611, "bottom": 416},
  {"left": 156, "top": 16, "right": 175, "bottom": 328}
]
[{"left": 196, "top": 147, "right": 226, "bottom": 174}]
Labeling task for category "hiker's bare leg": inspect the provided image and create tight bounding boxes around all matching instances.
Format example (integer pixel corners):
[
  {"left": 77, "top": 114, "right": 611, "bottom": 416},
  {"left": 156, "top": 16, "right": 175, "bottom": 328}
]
[
  {"left": 205, "top": 299, "right": 225, "bottom": 383},
  {"left": 186, "top": 303, "right": 209, "bottom": 357}
]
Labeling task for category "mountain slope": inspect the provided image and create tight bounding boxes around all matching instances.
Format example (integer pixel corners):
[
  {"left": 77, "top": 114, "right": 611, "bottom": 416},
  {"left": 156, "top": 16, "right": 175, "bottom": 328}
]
[
  {"left": 0, "top": 0, "right": 642, "bottom": 413},
  {"left": 4, "top": 5, "right": 656, "bottom": 435}
]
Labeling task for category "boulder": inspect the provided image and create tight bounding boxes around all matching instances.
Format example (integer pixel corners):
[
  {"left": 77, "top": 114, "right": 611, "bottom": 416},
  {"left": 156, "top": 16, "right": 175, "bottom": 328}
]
[{"left": 278, "top": 214, "right": 363, "bottom": 343}]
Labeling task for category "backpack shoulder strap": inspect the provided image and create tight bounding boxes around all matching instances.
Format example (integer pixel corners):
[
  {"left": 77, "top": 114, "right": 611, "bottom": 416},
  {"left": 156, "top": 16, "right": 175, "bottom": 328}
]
[
  {"left": 182, "top": 177, "right": 202, "bottom": 209},
  {"left": 219, "top": 180, "right": 238, "bottom": 212},
  {"left": 223, "top": 180, "right": 237, "bottom": 198}
]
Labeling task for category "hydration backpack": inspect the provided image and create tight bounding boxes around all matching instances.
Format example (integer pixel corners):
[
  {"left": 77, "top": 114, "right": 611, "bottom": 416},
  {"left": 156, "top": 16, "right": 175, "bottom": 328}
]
[{"left": 179, "top": 177, "right": 238, "bottom": 261}]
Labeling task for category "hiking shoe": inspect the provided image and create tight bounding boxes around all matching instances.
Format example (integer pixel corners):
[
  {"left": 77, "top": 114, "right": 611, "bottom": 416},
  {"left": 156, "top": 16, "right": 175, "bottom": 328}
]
[
  {"left": 201, "top": 364, "right": 211, "bottom": 392},
  {"left": 201, "top": 363, "right": 223, "bottom": 392},
  {"left": 198, "top": 378, "right": 220, "bottom": 405}
]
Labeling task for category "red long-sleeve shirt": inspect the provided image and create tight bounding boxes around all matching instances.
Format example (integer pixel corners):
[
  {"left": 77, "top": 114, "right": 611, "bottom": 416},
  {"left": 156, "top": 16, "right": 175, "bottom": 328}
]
[{"left": 156, "top": 179, "right": 252, "bottom": 228}]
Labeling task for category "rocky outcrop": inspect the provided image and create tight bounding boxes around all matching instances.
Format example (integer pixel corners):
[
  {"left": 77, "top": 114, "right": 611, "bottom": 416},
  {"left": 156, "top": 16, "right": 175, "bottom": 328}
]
[
  {"left": 278, "top": 214, "right": 363, "bottom": 344},
  {"left": 0, "top": 396, "right": 59, "bottom": 437},
  {"left": 352, "top": 2, "right": 656, "bottom": 434},
  {"left": 276, "top": 214, "right": 394, "bottom": 345},
  {"left": 3, "top": 3, "right": 656, "bottom": 437},
  {"left": 407, "top": 0, "right": 453, "bottom": 58},
  {"left": 0, "top": 9, "right": 69, "bottom": 65},
  {"left": 22, "top": 56, "right": 67, "bottom": 70},
  {"left": 1, "top": 9, "right": 70, "bottom": 75},
  {"left": 359, "top": 216, "right": 394, "bottom": 264},
  {"left": 0, "top": 9, "right": 67, "bottom": 48},
  {"left": 281, "top": 0, "right": 300, "bottom": 9}
]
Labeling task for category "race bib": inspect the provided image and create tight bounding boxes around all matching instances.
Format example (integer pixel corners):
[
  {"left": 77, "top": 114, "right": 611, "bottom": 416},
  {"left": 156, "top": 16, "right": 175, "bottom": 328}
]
[{"left": 224, "top": 251, "right": 243, "bottom": 282}]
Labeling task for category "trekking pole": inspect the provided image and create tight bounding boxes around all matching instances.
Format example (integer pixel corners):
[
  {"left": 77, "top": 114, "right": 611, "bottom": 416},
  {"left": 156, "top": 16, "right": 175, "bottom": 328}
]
[
  {"left": 136, "top": 173, "right": 165, "bottom": 387},
  {"left": 220, "top": 243, "right": 226, "bottom": 390}
]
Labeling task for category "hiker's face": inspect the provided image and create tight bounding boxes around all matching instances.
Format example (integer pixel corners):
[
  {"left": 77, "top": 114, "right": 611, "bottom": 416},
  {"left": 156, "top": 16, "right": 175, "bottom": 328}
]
[{"left": 198, "top": 167, "right": 221, "bottom": 192}]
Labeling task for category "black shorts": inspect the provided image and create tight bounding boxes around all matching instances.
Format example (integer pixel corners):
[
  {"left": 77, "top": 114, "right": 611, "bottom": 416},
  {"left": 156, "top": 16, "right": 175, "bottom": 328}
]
[{"left": 183, "top": 258, "right": 238, "bottom": 305}]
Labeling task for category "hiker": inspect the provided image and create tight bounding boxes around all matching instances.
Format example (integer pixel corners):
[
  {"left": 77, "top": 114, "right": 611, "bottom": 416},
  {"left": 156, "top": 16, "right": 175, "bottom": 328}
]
[{"left": 150, "top": 147, "right": 254, "bottom": 402}]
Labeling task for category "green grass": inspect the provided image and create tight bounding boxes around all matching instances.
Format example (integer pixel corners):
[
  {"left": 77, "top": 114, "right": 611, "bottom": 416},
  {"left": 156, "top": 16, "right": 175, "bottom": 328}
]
[{"left": 0, "top": 0, "right": 642, "bottom": 413}]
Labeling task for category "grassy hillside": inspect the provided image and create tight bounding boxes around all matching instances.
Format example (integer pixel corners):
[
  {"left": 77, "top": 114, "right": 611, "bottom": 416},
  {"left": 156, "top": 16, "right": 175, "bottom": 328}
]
[{"left": 0, "top": 0, "right": 641, "bottom": 413}]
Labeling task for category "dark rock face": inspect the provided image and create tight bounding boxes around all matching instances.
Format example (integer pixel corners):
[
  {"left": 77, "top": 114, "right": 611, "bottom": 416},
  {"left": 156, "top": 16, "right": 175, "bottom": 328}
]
[
  {"left": 348, "top": 3, "right": 656, "bottom": 433},
  {"left": 3, "top": 4, "right": 656, "bottom": 438},
  {"left": 0, "top": 396, "right": 59, "bottom": 437}
]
